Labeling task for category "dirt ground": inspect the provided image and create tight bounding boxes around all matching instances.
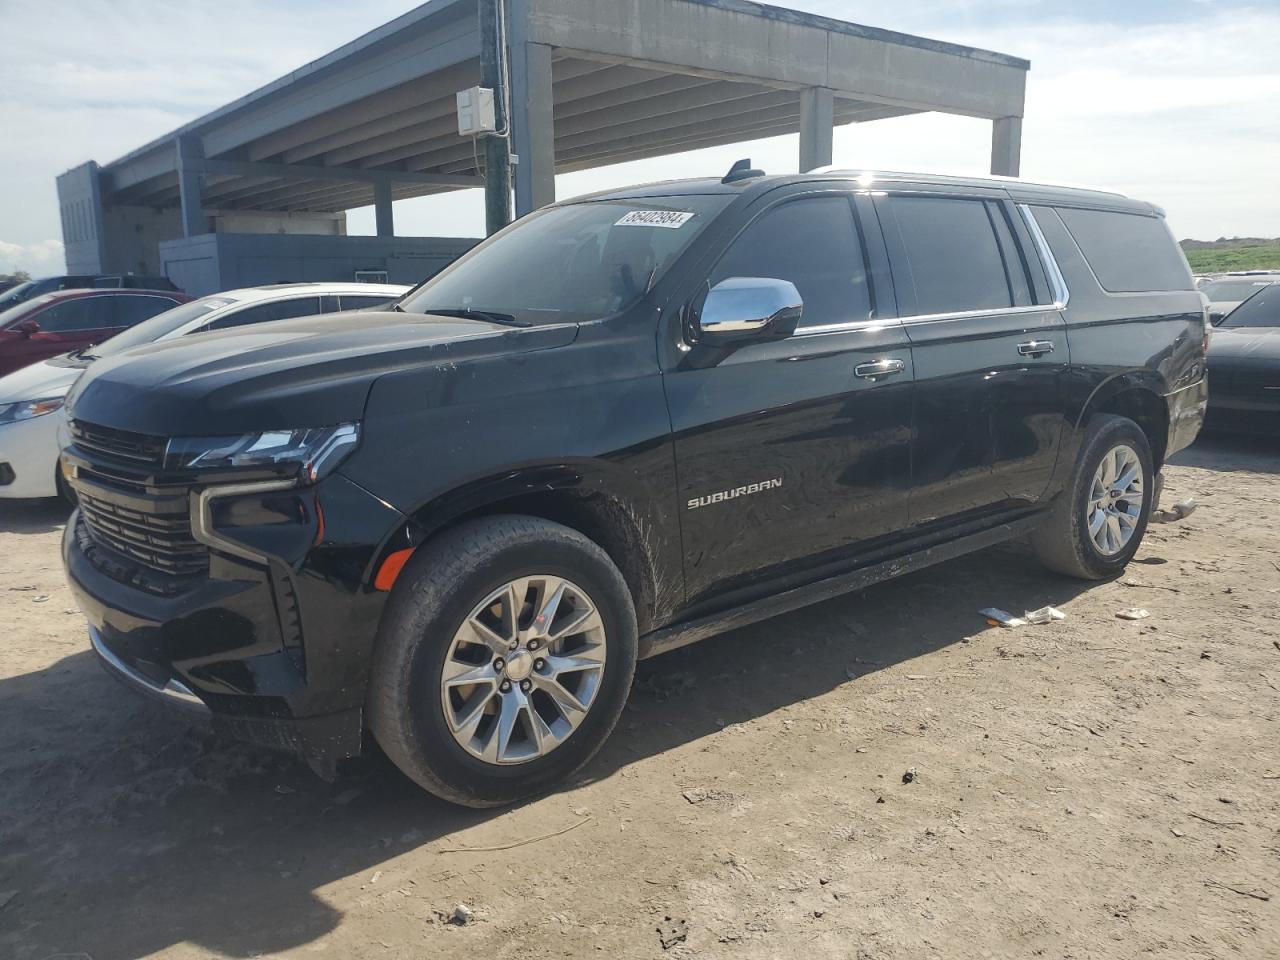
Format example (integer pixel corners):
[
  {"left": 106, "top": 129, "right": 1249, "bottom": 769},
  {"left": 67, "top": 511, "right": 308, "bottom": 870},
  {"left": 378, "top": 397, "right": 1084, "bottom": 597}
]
[{"left": 1, "top": 433, "right": 1277, "bottom": 960}]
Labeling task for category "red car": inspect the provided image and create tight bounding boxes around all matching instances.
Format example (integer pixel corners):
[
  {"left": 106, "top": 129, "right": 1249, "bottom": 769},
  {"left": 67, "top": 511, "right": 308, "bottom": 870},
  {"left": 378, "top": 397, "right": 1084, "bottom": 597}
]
[{"left": 0, "top": 288, "right": 190, "bottom": 376}]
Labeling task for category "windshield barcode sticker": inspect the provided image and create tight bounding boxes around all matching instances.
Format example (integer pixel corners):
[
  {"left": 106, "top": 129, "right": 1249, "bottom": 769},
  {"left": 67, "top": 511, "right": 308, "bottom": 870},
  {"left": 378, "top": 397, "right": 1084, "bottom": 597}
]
[{"left": 615, "top": 210, "right": 695, "bottom": 229}]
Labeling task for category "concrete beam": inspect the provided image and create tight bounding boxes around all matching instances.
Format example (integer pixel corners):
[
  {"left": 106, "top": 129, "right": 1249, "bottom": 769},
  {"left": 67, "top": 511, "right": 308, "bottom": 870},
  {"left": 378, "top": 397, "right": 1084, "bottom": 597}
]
[
  {"left": 176, "top": 135, "right": 206, "bottom": 238},
  {"left": 205, "top": 8, "right": 480, "bottom": 158},
  {"left": 250, "top": 59, "right": 479, "bottom": 162},
  {"left": 374, "top": 181, "right": 394, "bottom": 236},
  {"left": 798, "top": 87, "right": 834, "bottom": 172},
  {"left": 202, "top": 158, "right": 481, "bottom": 189},
  {"left": 511, "top": 41, "right": 556, "bottom": 216},
  {"left": 990, "top": 116, "right": 1022, "bottom": 177},
  {"left": 525, "top": 0, "right": 1027, "bottom": 119}
]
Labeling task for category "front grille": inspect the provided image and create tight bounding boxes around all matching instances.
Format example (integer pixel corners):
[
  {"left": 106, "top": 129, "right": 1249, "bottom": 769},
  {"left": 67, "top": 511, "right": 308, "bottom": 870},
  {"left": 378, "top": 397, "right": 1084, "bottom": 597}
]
[
  {"left": 70, "top": 419, "right": 167, "bottom": 466},
  {"left": 78, "top": 490, "right": 208, "bottom": 577}
]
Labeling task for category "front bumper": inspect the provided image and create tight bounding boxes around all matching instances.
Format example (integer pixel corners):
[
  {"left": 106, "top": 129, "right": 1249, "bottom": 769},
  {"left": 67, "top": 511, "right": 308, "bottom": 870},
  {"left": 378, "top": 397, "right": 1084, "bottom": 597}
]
[
  {"left": 64, "top": 471, "right": 406, "bottom": 762},
  {"left": 0, "top": 412, "right": 62, "bottom": 498}
]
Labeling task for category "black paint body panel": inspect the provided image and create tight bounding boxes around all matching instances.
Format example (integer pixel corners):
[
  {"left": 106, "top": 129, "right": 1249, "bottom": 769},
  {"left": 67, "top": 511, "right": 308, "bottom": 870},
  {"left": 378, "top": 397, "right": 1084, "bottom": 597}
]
[{"left": 61, "top": 172, "right": 1207, "bottom": 761}]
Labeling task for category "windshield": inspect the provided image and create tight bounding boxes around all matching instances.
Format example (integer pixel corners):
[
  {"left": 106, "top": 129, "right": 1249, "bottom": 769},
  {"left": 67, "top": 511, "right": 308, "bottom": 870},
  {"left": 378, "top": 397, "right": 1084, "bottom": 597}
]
[
  {"left": 1201, "top": 279, "right": 1277, "bottom": 302},
  {"left": 1221, "top": 285, "right": 1280, "bottom": 328},
  {"left": 84, "top": 297, "right": 229, "bottom": 358},
  {"left": 400, "top": 196, "right": 732, "bottom": 325},
  {"left": 0, "top": 281, "right": 36, "bottom": 308}
]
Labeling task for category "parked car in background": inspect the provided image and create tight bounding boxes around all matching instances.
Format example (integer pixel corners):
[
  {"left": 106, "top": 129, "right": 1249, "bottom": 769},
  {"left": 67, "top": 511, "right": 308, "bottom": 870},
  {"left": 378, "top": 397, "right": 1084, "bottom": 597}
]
[
  {"left": 58, "top": 168, "right": 1206, "bottom": 807},
  {"left": 1198, "top": 272, "right": 1280, "bottom": 325},
  {"left": 0, "top": 289, "right": 190, "bottom": 377},
  {"left": 0, "top": 282, "right": 406, "bottom": 500},
  {"left": 1206, "top": 284, "right": 1280, "bottom": 434},
  {"left": 0, "top": 274, "right": 182, "bottom": 310}
]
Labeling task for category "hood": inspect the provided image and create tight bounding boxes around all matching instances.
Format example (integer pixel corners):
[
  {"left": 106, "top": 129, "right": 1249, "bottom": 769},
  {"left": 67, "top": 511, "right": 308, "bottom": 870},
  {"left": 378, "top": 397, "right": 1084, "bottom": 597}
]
[
  {"left": 0, "top": 358, "right": 80, "bottom": 403},
  {"left": 1207, "top": 325, "right": 1280, "bottom": 364},
  {"left": 67, "top": 311, "right": 577, "bottom": 437}
]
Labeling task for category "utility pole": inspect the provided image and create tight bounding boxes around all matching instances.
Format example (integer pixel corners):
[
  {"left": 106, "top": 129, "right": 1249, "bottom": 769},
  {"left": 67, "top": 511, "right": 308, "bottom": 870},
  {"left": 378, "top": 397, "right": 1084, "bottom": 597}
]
[{"left": 479, "top": 0, "right": 512, "bottom": 235}]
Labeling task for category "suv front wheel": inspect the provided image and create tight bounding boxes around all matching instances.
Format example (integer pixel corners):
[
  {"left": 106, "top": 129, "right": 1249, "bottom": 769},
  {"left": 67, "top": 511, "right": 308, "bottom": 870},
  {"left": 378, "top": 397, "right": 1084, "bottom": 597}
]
[
  {"left": 1033, "top": 414, "right": 1155, "bottom": 580},
  {"left": 368, "top": 515, "right": 638, "bottom": 807}
]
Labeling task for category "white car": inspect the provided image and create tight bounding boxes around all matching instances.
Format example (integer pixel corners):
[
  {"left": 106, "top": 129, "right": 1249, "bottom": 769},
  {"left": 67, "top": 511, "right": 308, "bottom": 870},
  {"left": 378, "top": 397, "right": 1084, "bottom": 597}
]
[{"left": 0, "top": 282, "right": 407, "bottom": 499}]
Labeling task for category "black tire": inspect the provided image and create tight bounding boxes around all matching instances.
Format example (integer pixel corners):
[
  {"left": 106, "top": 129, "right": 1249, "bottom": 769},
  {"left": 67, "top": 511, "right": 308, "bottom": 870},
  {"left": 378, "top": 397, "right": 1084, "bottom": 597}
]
[
  {"left": 367, "top": 515, "right": 638, "bottom": 807},
  {"left": 1032, "top": 414, "right": 1155, "bottom": 580}
]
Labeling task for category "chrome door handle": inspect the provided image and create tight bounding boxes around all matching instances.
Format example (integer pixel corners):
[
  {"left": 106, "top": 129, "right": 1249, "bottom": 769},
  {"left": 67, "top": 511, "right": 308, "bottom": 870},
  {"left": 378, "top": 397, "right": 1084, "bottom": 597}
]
[
  {"left": 1018, "top": 339, "right": 1055, "bottom": 356},
  {"left": 854, "top": 358, "right": 906, "bottom": 380}
]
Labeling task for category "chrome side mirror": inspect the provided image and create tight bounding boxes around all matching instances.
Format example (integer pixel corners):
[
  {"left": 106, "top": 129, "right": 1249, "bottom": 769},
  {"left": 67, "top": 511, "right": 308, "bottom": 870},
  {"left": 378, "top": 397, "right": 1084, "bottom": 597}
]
[{"left": 696, "top": 277, "right": 803, "bottom": 344}]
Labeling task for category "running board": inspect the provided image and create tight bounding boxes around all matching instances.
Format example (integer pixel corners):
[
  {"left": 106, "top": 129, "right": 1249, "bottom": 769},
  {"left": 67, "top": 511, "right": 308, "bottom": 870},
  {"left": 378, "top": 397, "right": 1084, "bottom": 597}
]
[{"left": 638, "top": 514, "right": 1043, "bottom": 660}]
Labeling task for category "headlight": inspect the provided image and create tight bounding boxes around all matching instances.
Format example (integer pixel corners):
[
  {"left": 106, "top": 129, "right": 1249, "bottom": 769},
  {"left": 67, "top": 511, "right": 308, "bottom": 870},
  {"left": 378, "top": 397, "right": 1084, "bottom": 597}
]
[
  {"left": 0, "top": 397, "right": 65, "bottom": 424},
  {"left": 164, "top": 423, "right": 360, "bottom": 482}
]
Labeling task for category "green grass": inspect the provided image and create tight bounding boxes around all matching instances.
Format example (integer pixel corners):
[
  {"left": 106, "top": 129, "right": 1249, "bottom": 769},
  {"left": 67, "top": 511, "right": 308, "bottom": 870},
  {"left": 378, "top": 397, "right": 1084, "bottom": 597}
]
[{"left": 1185, "top": 244, "right": 1280, "bottom": 274}]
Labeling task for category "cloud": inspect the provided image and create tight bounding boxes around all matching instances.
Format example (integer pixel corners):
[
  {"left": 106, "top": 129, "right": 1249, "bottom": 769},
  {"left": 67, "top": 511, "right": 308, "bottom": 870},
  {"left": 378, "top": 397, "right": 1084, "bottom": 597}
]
[{"left": 0, "top": 240, "right": 65, "bottom": 275}]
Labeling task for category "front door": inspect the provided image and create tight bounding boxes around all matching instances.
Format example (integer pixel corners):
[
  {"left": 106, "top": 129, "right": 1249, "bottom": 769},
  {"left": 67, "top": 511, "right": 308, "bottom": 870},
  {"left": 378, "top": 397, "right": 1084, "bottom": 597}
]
[
  {"left": 874, "top": 191, "right": 1069, "bottom": 526},
  {"left": 664, "top": 191, "right": 914, "bottom": 606}
]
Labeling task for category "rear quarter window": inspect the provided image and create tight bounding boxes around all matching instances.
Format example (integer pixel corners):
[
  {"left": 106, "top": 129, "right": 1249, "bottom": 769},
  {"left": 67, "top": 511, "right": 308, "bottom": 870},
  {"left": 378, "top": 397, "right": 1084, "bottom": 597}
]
[{"left": 1054, "top": 207, "right": 1192, "bottom": 293}]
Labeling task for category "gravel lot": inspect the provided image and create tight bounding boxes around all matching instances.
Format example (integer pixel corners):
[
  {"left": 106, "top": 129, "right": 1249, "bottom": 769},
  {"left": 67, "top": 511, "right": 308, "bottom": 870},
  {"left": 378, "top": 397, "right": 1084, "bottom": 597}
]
[{"left": 1, "top": 433, "right": 1277, "bottom": 960}]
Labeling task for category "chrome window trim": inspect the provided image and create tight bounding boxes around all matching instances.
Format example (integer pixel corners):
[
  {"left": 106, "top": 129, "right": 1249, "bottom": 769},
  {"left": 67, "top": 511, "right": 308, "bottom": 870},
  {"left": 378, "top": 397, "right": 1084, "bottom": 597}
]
[
  {"left": 190, "top": 477, "right": 299, "bottom": 564},
  {"left": 792, "top": 301, "right": 1062, "bottom": 338},
  {"left": 1017, "top": 203, "right": 1071, "bottom": 308}
]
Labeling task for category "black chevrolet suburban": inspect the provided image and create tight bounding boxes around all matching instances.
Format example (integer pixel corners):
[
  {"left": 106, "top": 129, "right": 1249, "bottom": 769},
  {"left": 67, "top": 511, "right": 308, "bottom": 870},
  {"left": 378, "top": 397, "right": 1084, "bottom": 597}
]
[{"left": 61, "top": 168, "right": 1208, "bottom": 806}]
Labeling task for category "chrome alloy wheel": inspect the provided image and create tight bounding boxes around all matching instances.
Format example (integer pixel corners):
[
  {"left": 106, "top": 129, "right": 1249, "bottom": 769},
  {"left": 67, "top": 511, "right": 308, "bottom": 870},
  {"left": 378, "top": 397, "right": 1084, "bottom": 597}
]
[
  {"left": 440, "top": 575, "right": 607, "bottom": 765},
  {"left": 1086, "top": 443, "right": 1144, "bottom": 556}
]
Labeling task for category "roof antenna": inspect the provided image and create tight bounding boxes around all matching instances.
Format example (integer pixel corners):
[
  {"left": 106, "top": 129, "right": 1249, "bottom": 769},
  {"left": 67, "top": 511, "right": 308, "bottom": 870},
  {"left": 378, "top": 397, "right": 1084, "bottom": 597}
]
[{"left": 722, "top": 158, "right": 765, "bottom": 184}]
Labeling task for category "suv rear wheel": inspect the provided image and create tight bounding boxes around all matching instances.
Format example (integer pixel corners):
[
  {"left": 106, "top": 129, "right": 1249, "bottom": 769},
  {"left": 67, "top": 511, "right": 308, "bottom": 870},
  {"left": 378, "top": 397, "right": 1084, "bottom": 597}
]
[
  {"left": 368, "top": 515, "right": 638, "bottom": 807},
  {"left": 1033, "top": 414, "right": 1155, "bottom": 580}
]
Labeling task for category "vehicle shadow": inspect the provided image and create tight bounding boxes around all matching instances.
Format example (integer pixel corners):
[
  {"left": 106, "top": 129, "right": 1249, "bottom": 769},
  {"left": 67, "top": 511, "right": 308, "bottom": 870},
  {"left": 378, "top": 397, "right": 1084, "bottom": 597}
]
[
  {"left": 0, "top": 542, "right": 1104, "bottom": 960},
  {"left": 1172, "top": 431, "right": 1279, "bottom": 475},
  {"left": 0, "top": 496, "right": 71, "bottom": 536}
]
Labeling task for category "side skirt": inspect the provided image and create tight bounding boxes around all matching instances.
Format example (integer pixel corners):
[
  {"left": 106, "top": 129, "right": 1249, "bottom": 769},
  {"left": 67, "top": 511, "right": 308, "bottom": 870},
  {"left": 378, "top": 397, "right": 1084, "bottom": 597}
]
[{"left": 638, "top": 513, "right": 1044, "bottom": 659}]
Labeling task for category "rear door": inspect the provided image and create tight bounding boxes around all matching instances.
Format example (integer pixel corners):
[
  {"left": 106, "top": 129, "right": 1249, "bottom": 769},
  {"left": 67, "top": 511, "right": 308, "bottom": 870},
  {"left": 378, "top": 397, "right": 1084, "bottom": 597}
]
[
  {"left": 664, "top": 189, "right": 914, "bottom": 605},
  {"left": 874, "top": 189, "right": 1068, "bottom": 525}
]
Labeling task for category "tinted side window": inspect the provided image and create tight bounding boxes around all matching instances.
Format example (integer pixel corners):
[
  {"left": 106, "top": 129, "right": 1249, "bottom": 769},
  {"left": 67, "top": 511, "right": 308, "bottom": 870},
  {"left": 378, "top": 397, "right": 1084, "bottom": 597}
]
[
  {"left": 32, "top": 298, "right": 112, "bottom": 332},
  {"left": 884, "top": 195, "right": 1013, "bottom": 315},
  {"left": 1055, "top": 207, "right": 1192, "bottom": 293},
  {"left": 709, "top": 196, "right": 872, "bottom": 329},
  {"left": 339, "top": 295, "right": 398, "bottom": 310},
  {"left": 113, "top": 295, "right": 178, "bottom": 327},
  {"left": 205, "top": 296, "right": 322, "bottom": 331}
]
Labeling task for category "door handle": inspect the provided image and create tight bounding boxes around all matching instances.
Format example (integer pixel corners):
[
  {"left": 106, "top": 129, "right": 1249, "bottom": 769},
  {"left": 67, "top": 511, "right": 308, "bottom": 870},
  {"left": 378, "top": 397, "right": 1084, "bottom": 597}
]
[
  {"left": 854, "top": 358, "right": 906, "bottom": 380},
  {"left": 1018, "top": 339, "right": 1055, "bottom": 357}
]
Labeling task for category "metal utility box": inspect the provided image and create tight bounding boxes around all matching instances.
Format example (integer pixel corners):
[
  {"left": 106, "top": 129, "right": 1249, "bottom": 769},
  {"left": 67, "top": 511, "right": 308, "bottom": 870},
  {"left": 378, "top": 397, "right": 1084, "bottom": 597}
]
[{"left": 456, "top": 86, "right": 497, "bottom": 136}]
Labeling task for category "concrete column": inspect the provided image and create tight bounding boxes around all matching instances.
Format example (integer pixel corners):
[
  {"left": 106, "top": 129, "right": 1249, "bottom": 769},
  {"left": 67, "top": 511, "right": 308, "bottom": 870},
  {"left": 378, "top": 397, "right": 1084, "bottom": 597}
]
[
  {"left": 990, "top": 116, "right": 1022, "bottom": 177},
  {"left": 374, "top": 181, "right": 394, "bottom": 237},
  {"left": 798, "top": 87, "right": 835, "bottom": 173},
  {"left": 175, "top": 135, "right": 206, "bottom": 238},
  {"left": 511, "top": 41, "right": 556, "bottom": 217}
]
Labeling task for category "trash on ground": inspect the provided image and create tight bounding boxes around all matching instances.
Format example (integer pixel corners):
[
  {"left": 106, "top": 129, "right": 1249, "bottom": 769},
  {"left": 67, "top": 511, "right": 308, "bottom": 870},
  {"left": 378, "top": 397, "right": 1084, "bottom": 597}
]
[
  {"left": 657, "top": 916, "right": 688, "bottom": 950},
  {"left": 1116, "top": 608, "right": 1151, "bottom": 621},
  {"left": 1152, "top": 498, "right": 1197, "bottom": 524},
  {"left": 1024, "top": 605, "right": 1066, "bottom": 625},
  {"left": 980, "top": 607, "right": 1026, "bottom": 628},
  {"left": 902, "top": 767, "right": 917, "bottom": 784},
  {"left": 450, "top": 903, "right": 475, "bottom": 926}
]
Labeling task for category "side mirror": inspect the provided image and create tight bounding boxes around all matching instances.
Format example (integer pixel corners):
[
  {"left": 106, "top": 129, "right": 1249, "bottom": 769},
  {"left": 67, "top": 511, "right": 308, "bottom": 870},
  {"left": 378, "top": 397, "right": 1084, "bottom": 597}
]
[
  {"left": 695, "top": 277, "right": 803, "bottom": 345},
  {"left": 17, "top": 319, "right": 40, "bottom": 337},
  {"left": 1209, "top": 310, "right": 1226, "bottom": 327}
]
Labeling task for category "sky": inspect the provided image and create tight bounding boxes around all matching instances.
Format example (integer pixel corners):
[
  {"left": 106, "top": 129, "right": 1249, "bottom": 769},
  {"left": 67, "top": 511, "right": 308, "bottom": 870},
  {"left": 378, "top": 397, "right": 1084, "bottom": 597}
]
[{"left": 0, "top": 0, "right": 1277, "bottom": 276}]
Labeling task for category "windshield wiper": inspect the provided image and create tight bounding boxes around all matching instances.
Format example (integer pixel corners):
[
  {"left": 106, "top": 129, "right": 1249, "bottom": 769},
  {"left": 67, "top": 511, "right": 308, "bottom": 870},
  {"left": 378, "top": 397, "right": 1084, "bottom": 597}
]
[{"left": 415, "top": 306, "right": 531, "bottom": 328}]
